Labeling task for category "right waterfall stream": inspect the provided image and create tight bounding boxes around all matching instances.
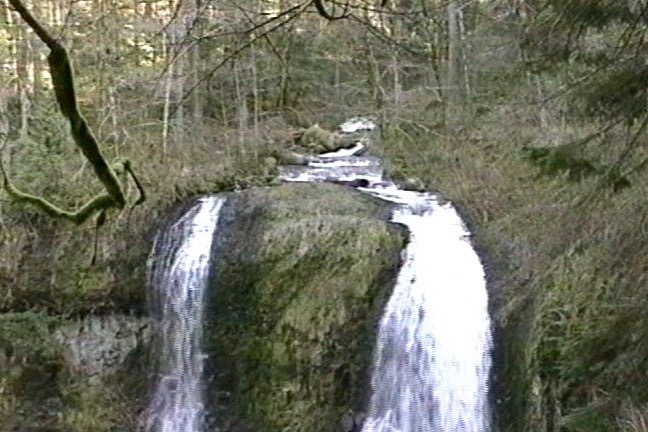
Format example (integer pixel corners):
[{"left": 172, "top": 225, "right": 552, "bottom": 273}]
[{"left": 281, "top": 118, "right": 493, "bottom": 432}]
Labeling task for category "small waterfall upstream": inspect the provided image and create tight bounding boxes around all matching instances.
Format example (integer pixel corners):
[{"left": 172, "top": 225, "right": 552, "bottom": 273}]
[
  {"left": 145, "top": 197, "right": 225, "bottom": 432},
  {"left": 281, "top": 118, "right": 493, "bottom": 432}
]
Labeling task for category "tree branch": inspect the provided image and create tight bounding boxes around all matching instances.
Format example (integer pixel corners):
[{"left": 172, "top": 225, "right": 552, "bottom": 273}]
[
  {"left": 312, "top": 0, "right": 350, "bottom": 21},
  {"left": 3, "top": 0, "right": 145, "bottom": 223}
]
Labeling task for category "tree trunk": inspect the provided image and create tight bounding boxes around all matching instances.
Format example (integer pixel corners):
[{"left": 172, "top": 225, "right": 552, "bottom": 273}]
[
  {"left": 162, "top": 31, "right": 174, "bottom": 156},
  {"left": 234, "top": 59, "right": 248, "bottom": 142},
  {"left": 445, "top": 0, "right": 470, "bottom": 129},
  {"left": 251, "top": 43, "right": 259, "bottom": 138},
  {"left": 17, "top": 28, "right": 33, "bottom": 139},
  {"left": 174, "top": 43, "right": 185, "bottom": 145},
  {"left": 392, "top": 47, "right": 402, "bottom": 108},
  {"left": 190, "top": 43, "right": 203, "bottom": 123}
]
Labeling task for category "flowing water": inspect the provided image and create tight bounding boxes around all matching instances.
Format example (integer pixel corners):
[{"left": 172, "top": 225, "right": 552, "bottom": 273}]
[
  {"left": 281, "top": 117, "right": 493, "bottom": 432},
  {"left": 358, "top": 192, "right": 492, "bottom": 432},
  {"left": 145, "top": 197, "right": 225, "bottom": 432},
  {"left": 144, "top": 117, "right": 491, "bottom": 431}
]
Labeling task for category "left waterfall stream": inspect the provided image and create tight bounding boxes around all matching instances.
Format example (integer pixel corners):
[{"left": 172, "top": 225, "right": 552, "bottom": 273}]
[{"left": 144, "top": 196, "right": 226, "bottom": 432}]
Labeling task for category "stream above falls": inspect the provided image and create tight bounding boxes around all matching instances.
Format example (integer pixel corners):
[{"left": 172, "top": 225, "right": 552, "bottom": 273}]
[{"left": 280, "top": 117, "right": 493, "bottom": 432}]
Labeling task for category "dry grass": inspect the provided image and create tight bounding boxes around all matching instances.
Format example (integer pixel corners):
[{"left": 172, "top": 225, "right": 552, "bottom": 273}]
[{"left": 619, "top": 402, "right": 648, "bottom": 432}]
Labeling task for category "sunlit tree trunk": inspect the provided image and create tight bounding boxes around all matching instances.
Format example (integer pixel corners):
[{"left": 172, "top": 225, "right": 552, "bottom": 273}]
[
  {"left": 445, "top": 0, "right": 470, "bottom": 128},
  {"left": 174, "top": 43, "right": 185, "bottom": 144},
  {"left": 233, "top": 59, "right": 249, "bottom": 142},
  {"left": 0, "top": 90, "right": 10, "bottom": 183},
  {"left": 162, "top": 31, "right": 174, "bottom": 155},
  {"left": 190, "top": 42, "right": 203, "bottom": 123},
  {"left": 17, "top": 28, "right": 33, "bottom": 139},
  {"left": 391, "top": 47, "right": 402, "bottom": 109},
  {"left": 185, "top": 0, "right": 203, "bottom": 126},
  {"left": 365, "top": 42, "right": 384, "bottom": 110},
  {"left": 5, "top": 0, "right": 33, "bottom": 140},
  {"left": 251, "top": 45, "right": 259, "bottom": 138},
  {"left": 95, "top": 0, "right": 119, "bottom": 148},
  {"left": 387, "top": 14, "right": 402, "bottom": 109}
]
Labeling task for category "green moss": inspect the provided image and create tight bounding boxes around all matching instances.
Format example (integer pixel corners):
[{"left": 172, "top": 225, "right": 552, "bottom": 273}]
[
  {"left": 207, "top": 183, "right": 405, "bottom": 432},
  {"left": 0, "top": 312, "right": 64, "bottom": 428},
  {"left": 0, "top": 312, "right": 149, "bottom": 430},
  {"left": 57, "top": 370, "right": 147, "bottom": 432}
]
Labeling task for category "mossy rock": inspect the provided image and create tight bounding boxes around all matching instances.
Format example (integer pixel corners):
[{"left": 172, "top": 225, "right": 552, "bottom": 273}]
[
  {"left": 0, "top": 313, "right": 64, "bottom": 429},
  {"left": 0, "top": 312, "right": 149, "bottom": 431},
  {"left": 206, "top": 183, "right": 406, "bottom": 432}
]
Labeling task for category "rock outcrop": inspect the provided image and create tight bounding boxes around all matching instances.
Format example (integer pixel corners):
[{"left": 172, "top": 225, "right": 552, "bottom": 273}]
[{"left": 205, "top": 182, "right": 405, "bottom": 432}]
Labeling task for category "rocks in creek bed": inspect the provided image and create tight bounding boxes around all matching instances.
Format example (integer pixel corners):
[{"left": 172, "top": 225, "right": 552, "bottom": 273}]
[
  {"left": 330, "top": 178, "right": 371, "bottom": 188},
  {"left": 341, "top": 410, "right": 366, "bottom": 432},
  {"left": 401, "top": 177, "right": 426, "bottom": 192},
  {"left": 273, "top": 149, "right": 315, "bottom": 166},
  {"left": 290, "top": 118, "right": 380, "bottom": 156}
]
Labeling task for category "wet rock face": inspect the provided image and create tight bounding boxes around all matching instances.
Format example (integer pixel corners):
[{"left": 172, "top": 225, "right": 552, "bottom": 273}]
[
  {"left": 205, "top": 183, "right": 405, "bottom": 432},
  {"left": 54, "top": 314, "right": 150, "bottom": 382}
]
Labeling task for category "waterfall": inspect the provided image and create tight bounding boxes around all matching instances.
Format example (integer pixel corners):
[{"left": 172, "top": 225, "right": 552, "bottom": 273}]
[
  {"left": 359, "top": 190, "right": 492, "bottom": 432},
  {"left": 142, "top": 117, "right": 491, "bottom": 431},
  {"left": 280, "top": 117, "right": 493, "bottom": 432},
  {"left": 145, "top": 196, "right": 225, "bottom": 432}
]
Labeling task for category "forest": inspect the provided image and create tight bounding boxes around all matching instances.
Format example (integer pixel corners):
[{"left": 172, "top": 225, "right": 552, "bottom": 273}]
[{"left": 0, "top": 0, "right": 646, "bottom": 431}]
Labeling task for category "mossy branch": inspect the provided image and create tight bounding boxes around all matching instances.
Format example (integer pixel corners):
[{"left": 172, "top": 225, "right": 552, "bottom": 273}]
[
  {"left": 3, "top": 0, "right": 146, "bottom": 222},
  {"left": 0, "top": 156, "right": 114, "bottom": 224},
  {"left": 312, "top": 0, "right": 350, "bottom": 21},
  {"left": 122, "top": 160, "right": 146, "bottom": 208}
]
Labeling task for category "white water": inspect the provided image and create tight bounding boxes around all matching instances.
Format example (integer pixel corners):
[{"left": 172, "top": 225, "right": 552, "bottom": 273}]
[
  {"left": 145, "top": 197, "right": 225, "bottom": 432},
  {"left": 280, "top": 119, "right": 493, "bottom": 432},
  {"left": 359, "top": 188, "right": 492, "bottom": 432}
]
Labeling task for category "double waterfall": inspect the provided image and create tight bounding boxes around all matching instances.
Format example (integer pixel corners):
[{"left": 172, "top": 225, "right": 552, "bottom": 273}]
[{"left": 145, "top": 118, "right": 493, "bottom": 431}]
